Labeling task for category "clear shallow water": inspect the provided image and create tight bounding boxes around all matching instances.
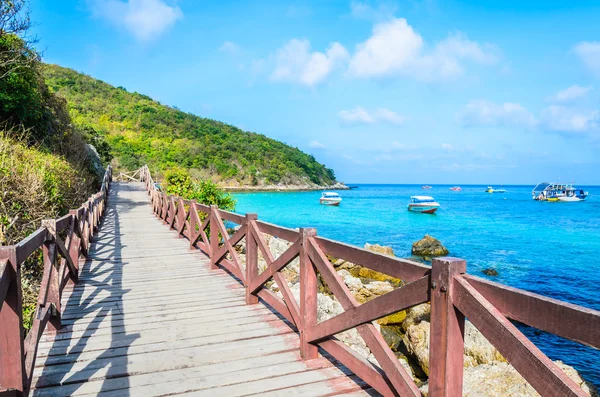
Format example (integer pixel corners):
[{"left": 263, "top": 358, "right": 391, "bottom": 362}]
[{"left": 233, "top": 184, "right": 600, "bottom": 388}]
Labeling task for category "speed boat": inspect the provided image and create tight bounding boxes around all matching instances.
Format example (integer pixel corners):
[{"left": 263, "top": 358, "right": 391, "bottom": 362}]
[
  {"left": 407, "top": 196, "right": 440, "bottom": 214},
  {"left": 422, "top": 185, "right": 432, "bottom": 189},
  {"left": 320, "top": 192, "right": 342, "bottom": 206},
  {"left": 449, "top": 186, "right": 462, "bottom": 191},
  {"left": 485, "top": 186, "right": 506, "bottom": 193}
]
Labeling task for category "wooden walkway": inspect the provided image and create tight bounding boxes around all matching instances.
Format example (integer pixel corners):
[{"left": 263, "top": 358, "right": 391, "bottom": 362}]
[{"left": 29, "top": 183, "right": 375, "bottom": 396}]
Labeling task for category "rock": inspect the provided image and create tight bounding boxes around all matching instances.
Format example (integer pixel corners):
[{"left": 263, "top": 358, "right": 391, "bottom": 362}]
[
  {"left": 364, "top": 243, "right": 395, "bottom": 256},
  {"left": 482, "top": 268, "right": 499, "bottom": 276},
  {"left": 377, "top": 310, "right": 407, "bottom": 325},
  {"left": 401, "top": 304, "right": 506, "bottom": 376},
  {"left": 411, "top": 235, "right": 449, "bottom": 258},
  {"left": 85, "top": 144, "right": 104, "bottom": 179}
]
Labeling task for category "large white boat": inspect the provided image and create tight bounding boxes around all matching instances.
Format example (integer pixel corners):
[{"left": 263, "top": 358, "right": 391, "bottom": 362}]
[
  {"left": 532, "top": 182, "right": 588, "bottom": 202},
  {"left": 407, "top": 196, "right": 440, "bottom": 214},
  {"left": 320, "top": 192, "right": 342, "bottom": 206}
]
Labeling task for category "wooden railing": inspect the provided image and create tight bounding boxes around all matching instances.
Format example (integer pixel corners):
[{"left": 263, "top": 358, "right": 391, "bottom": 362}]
[
  {"left": 0, "top": 166, "right": 112, "bottom": 397},
  {"left": 140, "top": 165, "right": 599, "bottom": 397}
]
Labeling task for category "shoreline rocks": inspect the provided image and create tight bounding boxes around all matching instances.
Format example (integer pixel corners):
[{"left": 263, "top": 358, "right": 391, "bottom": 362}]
[{"left": 411, "top": 235, "right": 449, "bottom": 259}]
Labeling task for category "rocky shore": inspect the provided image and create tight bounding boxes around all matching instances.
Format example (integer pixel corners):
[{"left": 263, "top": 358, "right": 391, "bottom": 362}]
[
  {"left": 221, "top": 182, "right": 350, "bottom": 192},
  {"left": 231, "top": 233, "right": 598, "bottom": 396}
]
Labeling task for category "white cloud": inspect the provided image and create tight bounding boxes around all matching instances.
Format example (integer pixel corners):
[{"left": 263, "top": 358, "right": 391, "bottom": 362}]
[
  {"left": 441, "top": 143, "right": 454, "bottom": 150},
  {"left": 458, "top": 100, "right": 536, "bottom": 128},
  {"left": 339, "top": 107, "right": 374, "bottom": 124},
  {"left": 375, "top": 108, "right": 405, "bottom": 125},
  {"left": 338, "top": 107, "right": 405, "bottom": 125},
  {"left": 574, "top": 42, "right": 600, "bottom": 77},
  {"left": 541, "top": 106, "right": 599, "bottom": 133},
  {"left": 90, "top": 0, "right": 182, "bottom": 41},
  {"left": 348, "top": 18, "right": 497, "bottom": 81},
  {"left": 220, "top": 41, "right": 240, "bottom": 55},
  {"left": 548, "top": 85, "right": 592, "bottom": 102},
  {"left": 270, "top": 39, "right": 349, "bottom": 86},
  {"left": 309, "top": 141, "right": 326, "bottom": 149}
]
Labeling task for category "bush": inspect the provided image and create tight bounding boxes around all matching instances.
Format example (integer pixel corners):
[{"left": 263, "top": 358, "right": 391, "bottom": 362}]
[{"left": 165, "top": 168, "right": 236, "bottom": 210}]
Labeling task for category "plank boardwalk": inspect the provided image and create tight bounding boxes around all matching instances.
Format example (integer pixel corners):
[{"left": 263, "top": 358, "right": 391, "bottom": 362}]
[{"left": 30, "top": 183, "right": 377, "bottom": 396}]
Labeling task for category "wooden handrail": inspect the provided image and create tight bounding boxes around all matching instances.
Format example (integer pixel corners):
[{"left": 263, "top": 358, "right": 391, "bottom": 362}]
[
  {"left": 0, "top": 166, "right": 112, "bottom": 396},
  {"left": 139, "top": 165, "right": 599, "bottom": 397}
]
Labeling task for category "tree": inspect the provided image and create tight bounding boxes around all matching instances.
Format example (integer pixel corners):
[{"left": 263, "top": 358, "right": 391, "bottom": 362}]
[{"left": 0, "top": 0, "right": 36, "bottom": 80}]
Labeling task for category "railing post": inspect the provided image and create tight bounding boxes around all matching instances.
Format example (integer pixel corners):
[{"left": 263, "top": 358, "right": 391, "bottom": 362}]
[
  {"left": 299, "top": 228, "right": 318, "bottom": 360},
  {"left": 67, "top": 212, "right": 82, "bottom": 284},
  {"left": 245, "top": 214, "right": 259, "bottom": 305},
  {"left": 41, "top": 230, "right": 61, "bottom": 332},
  {"left": 0, "top": 247, "right": 25, "bottom": 395},
  {"left": 209, "top": 205, "right": 219, "bottom": 270},
  {"left": 429, "top": 257, "right": 466, "bottom": 397}
]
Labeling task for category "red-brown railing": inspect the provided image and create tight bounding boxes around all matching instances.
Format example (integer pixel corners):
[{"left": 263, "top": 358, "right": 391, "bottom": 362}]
[
  {"left": 0, "top": 166, "right": 112, "bottom": 397},
  {"left": 141, "top": 165, "right": 600, "bottom": 397}
]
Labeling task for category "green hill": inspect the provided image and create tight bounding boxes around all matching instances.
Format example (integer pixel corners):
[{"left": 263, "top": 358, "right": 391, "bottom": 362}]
[{"left": 43, "top": 64, "right": 337, "bottom": 186}]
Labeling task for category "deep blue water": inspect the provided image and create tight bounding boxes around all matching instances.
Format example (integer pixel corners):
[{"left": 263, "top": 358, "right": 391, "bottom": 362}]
[{"left": 233, "top": 184, "right": 600, "bottom": 388}]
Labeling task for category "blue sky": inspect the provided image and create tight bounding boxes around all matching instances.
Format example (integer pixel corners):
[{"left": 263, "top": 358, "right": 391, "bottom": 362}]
[{"left": 31, "top": 0, "right": 600, "bottom": 184}]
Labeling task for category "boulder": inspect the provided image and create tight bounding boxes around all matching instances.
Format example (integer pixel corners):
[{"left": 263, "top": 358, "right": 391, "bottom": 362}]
[
  {"left": 411, "top": 235, "right": 449, "bottom": 258},
  {"left": 401, "top": 304, "right": 506, "bottom": 376},
  {"left": 85, "top": 144, "right": 105, "bottom": 179},
  {"left": 364, "top": 243, "right": 395, "bottom": 256},
  {"left": 482, "top": 268, "right": 499, "bottom": 276}
]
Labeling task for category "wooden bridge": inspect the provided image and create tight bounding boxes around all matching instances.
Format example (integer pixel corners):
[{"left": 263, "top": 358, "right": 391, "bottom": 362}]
[{"left": 1, "top": 166, "right": 599, "bottom": 396}]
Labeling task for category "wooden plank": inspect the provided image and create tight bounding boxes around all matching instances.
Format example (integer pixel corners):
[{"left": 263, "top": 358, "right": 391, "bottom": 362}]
[
  {"left": 314, "top": 236, "right": 430, "bottom": 283},
  {"left": 319, "top": 338, "right": 394, "bottom": 397},
  {"left": 452, "top": 275, "right": 587, "bottom": 397},
  {"left": 15, "top": 228, "right": 46, "bottom": 264},
  {"left": 54, "top": 214, "right": 72, "bottom": 232},
  {"left": 245, "top": 215, "right": 259, "bottom": 304},
  {"left": 33, "top": 333, "right": 301, "bottom": 388},
  {"left": 255, "top": 220, "right": 300, "bottom": 242},
  {"left": 33, "top": 351, "right": 303, "bottom": 396},
  {"left": 308, "top": 275, "right": 430, "bottom": 343},
  {"left": 463, "top": 274, "right": 600, "bottom": 349},
  {"left": 217, "top": 209, "right": 245, "bottom": 225}
]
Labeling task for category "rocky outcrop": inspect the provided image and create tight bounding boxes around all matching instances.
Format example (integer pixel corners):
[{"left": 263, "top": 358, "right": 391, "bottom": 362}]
[
  {"left": 84, "top": 144, "right": 105, "bottom": 179},
  {"left": 482, "top": 268, "right": 499, "bottom": 276},
  {"left": 411, "top": 235, "right": 449, "bottom": 259}
]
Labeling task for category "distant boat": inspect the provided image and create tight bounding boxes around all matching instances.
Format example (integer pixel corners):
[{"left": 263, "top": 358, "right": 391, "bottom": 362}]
[
  {"left": 449, "top": 186, "right": 462, "bottom": 191},
  {"left": 320, "top": 192, "right": 342, "bottom": 206},
  {"left": 422, "top": 185, "right": 432, "bottom": 189},
  {"left": 407, "top": 196, "right": 440, "bottom": 214},
  {"left": 485, "top": 186, "right": 506, "bottom": 193},
  {"left": 532, "top": 182, "right": 588, "bottom": 202}
]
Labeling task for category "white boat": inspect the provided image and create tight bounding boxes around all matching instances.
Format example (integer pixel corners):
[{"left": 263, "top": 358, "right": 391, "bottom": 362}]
[
  {"left": 407, "top": 196, "right": 440, "bottom": 214},
  {"left": 320, "top": 192, "right": 342, "bottom": 206},
  {"left": 532, "top": 182, "right": 588, "bottom": 202}
]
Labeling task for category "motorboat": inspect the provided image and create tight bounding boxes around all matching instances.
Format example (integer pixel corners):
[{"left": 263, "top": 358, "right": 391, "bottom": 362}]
[
  {"left": 407, "top": 196, "right": 440, "bottom": 214},
  {"left": 449, "top": 186, "right": 462, "bottom": 191},
  {"left": 485, "top": 186, "right": 506, "bottom": 193},
  {"left": 320, "top": 192, "right": 342, "bottom": 206},
  {"left": 532, "top": 182, "right": 588, "bottom": 202},
  {"left": 422, "top": 185, "right": 432, "bottom": 189}
]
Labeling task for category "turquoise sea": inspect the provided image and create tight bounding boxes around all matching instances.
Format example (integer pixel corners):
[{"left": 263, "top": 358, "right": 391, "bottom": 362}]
[{"left": 233, "top": 184, "right": 600, "bottom": 388}]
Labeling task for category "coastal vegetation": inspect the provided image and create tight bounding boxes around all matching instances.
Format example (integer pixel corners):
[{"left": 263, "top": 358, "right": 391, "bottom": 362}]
[
  {"left": 164, "top": 168, "right": 235, "bottom": 211},
  {"left": 0, "top": 0, "right": 100, "bottom": 328},
  {"left": 43, "top": 64, "right": 338, "bottom": 187}
]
